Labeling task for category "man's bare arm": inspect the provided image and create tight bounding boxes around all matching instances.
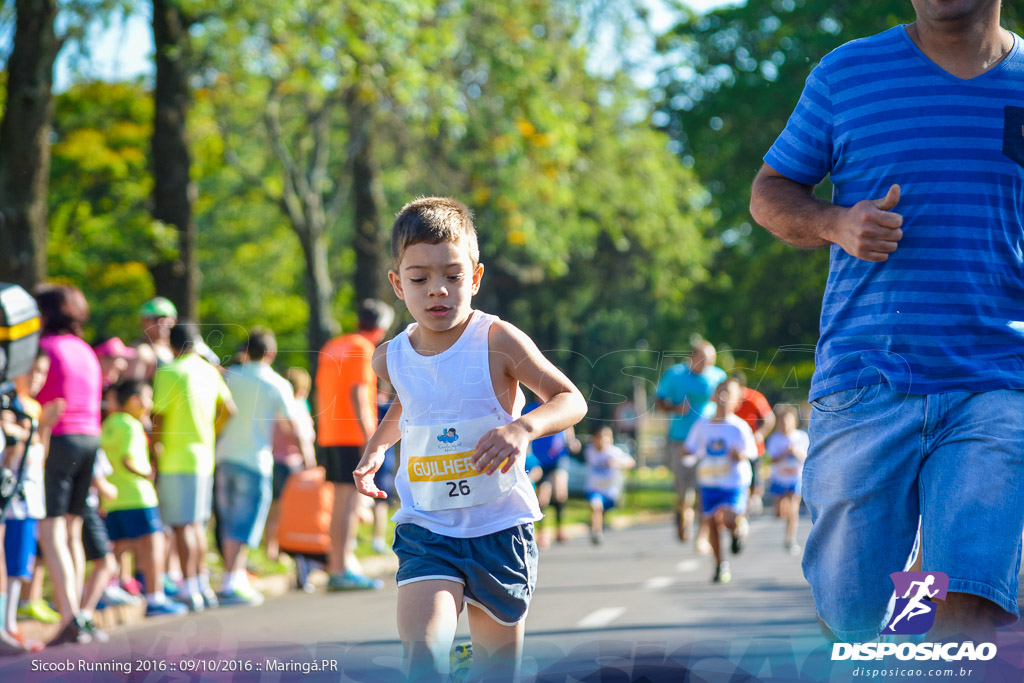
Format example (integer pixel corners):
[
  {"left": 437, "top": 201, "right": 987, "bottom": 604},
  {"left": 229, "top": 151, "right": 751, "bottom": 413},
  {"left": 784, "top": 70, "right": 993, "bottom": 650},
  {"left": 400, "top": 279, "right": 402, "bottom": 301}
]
[{"left": 750, "top": 164, "right": 904, "bottom": 262}]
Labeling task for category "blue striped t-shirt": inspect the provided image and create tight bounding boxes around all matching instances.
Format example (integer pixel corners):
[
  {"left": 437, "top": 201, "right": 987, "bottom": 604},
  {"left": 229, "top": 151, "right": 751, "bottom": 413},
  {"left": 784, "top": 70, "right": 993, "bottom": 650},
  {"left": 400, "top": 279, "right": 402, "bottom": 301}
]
[{"left": 765, "top": 25, "right": 1024, "bottom": 401}]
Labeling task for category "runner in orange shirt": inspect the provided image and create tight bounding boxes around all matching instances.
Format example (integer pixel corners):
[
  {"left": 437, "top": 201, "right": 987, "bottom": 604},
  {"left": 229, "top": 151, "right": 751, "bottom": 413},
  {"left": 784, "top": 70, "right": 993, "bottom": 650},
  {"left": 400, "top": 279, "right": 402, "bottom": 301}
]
[
  {"left": 731, "top": 371, "right": 774, "bottom": 516},
  {"left": 315, "top": 299, "right": 394, "bottom": 591}
]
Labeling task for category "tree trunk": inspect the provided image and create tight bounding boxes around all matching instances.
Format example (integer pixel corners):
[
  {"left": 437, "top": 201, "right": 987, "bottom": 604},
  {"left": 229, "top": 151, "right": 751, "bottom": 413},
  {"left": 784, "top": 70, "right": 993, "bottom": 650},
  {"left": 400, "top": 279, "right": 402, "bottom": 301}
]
[
  {"left": 151, "top": 0, "right": 198, "bottom": 320},
  {"left": 348, "top": 92, "right": 387, "bottom": 302},
  {"left": 294, "top": 217, "right": 338, "bottom": 373},
  {"left": 0, "top": 0, "right": 59, "bottom": 290}
]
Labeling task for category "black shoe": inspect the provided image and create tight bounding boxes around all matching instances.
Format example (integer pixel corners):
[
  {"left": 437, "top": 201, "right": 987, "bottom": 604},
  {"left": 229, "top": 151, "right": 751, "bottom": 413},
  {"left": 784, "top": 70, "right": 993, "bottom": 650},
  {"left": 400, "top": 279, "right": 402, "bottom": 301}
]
[
  {"left": 49, "top": 616, "right": 93, "bottom": 646},
  {"left": 81, "top": 617, "right": 110, "bottom": 643},
  {"left": 731, "top": 532, "right": 744, "bottom": 555},
  {"left": 712, "top": 562, "right": 732, "bottom": 584}
]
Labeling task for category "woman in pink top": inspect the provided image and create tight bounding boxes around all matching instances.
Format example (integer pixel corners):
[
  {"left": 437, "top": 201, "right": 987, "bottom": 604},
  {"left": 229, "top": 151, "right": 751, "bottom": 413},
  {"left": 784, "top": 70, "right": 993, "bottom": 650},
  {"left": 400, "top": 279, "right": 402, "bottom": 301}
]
[{"left": 33, "top": 284, "right": 105, "bottom": 646}]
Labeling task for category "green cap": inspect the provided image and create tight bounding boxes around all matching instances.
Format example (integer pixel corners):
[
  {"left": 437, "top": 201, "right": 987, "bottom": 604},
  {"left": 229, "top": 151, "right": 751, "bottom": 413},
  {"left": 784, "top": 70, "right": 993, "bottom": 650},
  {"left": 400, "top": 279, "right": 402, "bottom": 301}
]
[{"left": 139, "top": 297, "right": 178, "bottom": 319}]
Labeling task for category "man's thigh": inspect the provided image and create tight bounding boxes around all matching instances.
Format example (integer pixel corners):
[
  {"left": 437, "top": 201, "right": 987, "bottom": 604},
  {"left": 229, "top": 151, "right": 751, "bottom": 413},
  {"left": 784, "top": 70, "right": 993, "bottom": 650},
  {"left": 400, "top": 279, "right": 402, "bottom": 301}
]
[
  {"left": 920, "top": 389, "right": 1024, "bottom": 624},
  {"left": 803, "top": 383, "right": 924, "bottom": 642}
]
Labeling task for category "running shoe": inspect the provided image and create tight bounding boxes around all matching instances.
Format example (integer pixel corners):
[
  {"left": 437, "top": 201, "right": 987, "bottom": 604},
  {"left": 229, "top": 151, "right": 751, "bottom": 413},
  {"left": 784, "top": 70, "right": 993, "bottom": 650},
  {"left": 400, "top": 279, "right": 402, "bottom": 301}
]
[
  {"left": 590, "top": 530, "right": 603, "bottom": 545},
  {"left": 18, "top": 599, "right": 61, "bottom": 624},
  {"left": 326, "top": 570, "right": 384, "bottom": 592},
  {"left": 201, "top": 587, "right": 220, "bottom": 610},
  {"left": 372, "top": 537, "right": 389, "bottom": 554},
  {"left": 217, "top": 586, "right": 265, "bottom": 607},
  {"left": 163, "top": 574, "right": 181, "bottom": 597},
  {"left": 49, "top": 616, "right": 93, "bottom": 646},
  {"left": 121, "top": 576, "right": 144, "bottom": 597},
  {"left": 81, "top": 617, "right": 110, "bottom": 643},
  {"left": 146, "top": 599, "right": 188, "bottom": 617},
  {"left": 450, "top": 642, "right": 473, "bottom": 683},
  {"left": 784, "top": 541, "right": 802, "bottom": 556},
  {"left": 103, "top": 582, "right": 143, "bottom": 607},
  {"left": 713, "top": 562, "right": 732, "bottom": 584},
  {"left": 174, "top": 592, "right": 205, "bottom": 613}
]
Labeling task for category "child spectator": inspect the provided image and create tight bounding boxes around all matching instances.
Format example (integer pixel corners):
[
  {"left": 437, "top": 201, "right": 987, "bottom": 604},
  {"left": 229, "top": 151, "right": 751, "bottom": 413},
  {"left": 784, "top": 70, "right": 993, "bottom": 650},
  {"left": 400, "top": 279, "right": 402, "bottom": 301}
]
[
  {"left": 765, "top": 406, "right": 809, "bottom": 555},
  {"left": 683, "top": 377, "right": 758, "bottom": 584},
  {"left": 101, "top": 380, "right": 187, "bottom": 617},
  {"left": 2, "top": 352, "right": 56, "bottom": 652},
  {"left": 353, "top": 197, "right": 587, "bottom": 681},
  {"left": 584, "top": 426, "right": 635, "bottom": 545}
]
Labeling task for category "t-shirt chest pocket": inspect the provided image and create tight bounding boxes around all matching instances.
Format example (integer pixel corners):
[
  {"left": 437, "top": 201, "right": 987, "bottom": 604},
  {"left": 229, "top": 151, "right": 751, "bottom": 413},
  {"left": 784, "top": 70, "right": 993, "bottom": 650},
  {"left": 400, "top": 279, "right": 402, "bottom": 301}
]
[{"left": 1003, "top": 106, "right": 1024, "bottom": 169}]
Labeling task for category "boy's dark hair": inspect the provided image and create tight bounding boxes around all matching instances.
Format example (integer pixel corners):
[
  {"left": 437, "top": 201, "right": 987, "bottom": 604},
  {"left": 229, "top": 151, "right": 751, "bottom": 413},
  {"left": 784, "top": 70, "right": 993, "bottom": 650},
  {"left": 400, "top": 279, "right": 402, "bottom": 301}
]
[
  {"left": 114, "top": 379, "right": 147, "bottom": 407},
  {"left": 245, "top": 327, "right": 277, "bottom": 361},
  {"left": 391, "top": 197, "right": 480, "bottom": 269},
  {"left": 357, "top": 299, "right": 395, "bottom": 333},
  {"left": 169, "top": 321, "right": 199, "bottom": 352}
]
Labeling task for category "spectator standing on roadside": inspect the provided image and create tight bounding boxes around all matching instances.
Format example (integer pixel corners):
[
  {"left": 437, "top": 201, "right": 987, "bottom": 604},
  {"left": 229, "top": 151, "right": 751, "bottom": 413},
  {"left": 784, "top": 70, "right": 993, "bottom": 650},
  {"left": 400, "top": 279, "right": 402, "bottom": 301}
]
[
  {"left": 215, "top": 329, "right": 313, "bottom": 605},
  {"left": 32, "top": 284, "right": 105, "bottom": 646},
  {"left": 127, "top": 297, "right": 177, "bottom": 383},
  {"left": 152, "top": 322, "right": 236, "bottom": 612},
  {"left": 315, "top": 299, "right": 394, "bottom": 591}
]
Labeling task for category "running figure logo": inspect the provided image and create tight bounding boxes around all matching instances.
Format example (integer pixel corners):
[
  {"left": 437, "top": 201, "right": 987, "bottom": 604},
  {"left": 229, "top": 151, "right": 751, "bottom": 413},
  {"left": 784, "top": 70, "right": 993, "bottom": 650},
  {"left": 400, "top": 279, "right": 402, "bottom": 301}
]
[{"left": 885, "top": 571, "right": 949, "bottom": 635}]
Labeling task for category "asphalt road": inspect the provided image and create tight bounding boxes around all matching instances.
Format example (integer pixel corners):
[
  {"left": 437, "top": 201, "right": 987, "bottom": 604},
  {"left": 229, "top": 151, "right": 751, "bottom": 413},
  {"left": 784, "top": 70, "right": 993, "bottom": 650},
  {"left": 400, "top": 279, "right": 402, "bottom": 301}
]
[{"left": 6, "top": 514, "right": 1024, "bottom": 682}]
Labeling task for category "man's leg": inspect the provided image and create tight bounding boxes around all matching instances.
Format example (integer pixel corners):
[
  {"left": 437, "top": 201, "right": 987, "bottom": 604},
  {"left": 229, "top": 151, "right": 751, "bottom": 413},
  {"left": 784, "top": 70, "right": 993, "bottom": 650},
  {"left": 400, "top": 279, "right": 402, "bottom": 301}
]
[
  {"left": 919, "top": 390, "right": 1024, "bottom": 642},
  {"left": 803, "top": 384, "right": 923, "bottom": 642},
  {"left": 328, "top": 481, "right": 359, "bottom": 576}
]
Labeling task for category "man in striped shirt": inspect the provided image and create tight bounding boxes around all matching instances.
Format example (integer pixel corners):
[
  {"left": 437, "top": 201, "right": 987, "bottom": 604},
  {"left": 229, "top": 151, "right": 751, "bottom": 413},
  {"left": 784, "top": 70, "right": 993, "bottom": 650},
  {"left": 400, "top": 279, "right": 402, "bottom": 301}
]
[{"left": 751, "top": 0, "right": 1024, "bottom": 643}]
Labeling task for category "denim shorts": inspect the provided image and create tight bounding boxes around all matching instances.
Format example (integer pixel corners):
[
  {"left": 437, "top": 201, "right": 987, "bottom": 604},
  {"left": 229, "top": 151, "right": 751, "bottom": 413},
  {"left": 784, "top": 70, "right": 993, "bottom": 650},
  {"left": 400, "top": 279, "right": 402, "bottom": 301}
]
[
  {"left": 394, "top": 522, "right": 538, "bottom": 626},
  {"left": 215, "top": 462, "right": 272, "bottom": 548},
  {"left": 105, "top": 507, "right": 163, "bottom": 541},
  {"left": 803, "top": 384, "right": 1024, "bottom": 642}
]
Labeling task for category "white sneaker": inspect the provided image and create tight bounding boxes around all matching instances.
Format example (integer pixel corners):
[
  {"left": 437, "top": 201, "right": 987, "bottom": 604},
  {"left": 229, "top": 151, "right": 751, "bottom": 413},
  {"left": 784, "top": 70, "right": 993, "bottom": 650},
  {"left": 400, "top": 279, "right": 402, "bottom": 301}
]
[
  {"left": 103, "top": 583, "right": 143, "bottom": 606},
  {"left": 372, "top": 538, "right": 388, "bottom": 554}
]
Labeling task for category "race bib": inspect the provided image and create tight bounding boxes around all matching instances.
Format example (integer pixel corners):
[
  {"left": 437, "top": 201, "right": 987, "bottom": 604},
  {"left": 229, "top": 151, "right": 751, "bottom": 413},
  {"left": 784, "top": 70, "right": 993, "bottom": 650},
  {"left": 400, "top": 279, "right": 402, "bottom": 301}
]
[{"left": 403, "top": 413, "right": 516, "bottom": 511}]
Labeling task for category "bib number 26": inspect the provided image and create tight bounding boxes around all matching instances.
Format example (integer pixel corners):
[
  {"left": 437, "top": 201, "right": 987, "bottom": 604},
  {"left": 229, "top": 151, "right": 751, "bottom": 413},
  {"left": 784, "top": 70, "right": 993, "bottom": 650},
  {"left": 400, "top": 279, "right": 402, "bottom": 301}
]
[{"left": 447, "top": 480, "right": 471, "bottom": 498}]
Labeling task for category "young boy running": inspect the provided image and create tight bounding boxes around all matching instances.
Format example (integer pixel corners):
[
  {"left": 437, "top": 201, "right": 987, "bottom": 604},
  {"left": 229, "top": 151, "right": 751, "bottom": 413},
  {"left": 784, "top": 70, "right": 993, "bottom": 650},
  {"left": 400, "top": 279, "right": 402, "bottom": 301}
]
[
  {"left": 101, "top": 380, "right": 186, "bottom": 617},
  {"left": 584, "top": 427, "right": 635, "bottom": 545},
  {"left": 683, "top": 378, "right": 757, "bottom": 584},
  {"left": 353, "top": 197, "right": 587, "bottom": 682},
  {"left": 765, "top": 406, "right": 808, "bottom": 555}
]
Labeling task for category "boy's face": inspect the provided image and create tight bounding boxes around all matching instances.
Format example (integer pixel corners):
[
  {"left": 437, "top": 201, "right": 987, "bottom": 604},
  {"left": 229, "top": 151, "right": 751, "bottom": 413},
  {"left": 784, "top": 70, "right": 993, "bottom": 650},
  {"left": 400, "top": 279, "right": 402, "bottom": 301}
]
[
  {"left": 594, "top": 429, "right": 613, "bottom": 449},
  {"left": 781, "top": 412, "right": 797, "bottom": 433},
  {"left": 125, "top": 386, "right": 153, "bottom": 420},
  {"left": 713, "top": 380, "right": 741, "bottom": 414},
  {"left": 29, "top": 356, "right": 50, "bottom": 397},
  {"left": 389, "top": 240, "right": 483, "bottom": 334}
]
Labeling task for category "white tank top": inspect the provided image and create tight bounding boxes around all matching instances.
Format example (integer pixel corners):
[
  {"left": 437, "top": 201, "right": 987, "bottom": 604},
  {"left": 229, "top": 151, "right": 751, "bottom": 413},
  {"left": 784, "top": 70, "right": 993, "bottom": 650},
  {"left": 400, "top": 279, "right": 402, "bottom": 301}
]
[{"left": 388, "top": 310, "right": 542, "bottom": 538}]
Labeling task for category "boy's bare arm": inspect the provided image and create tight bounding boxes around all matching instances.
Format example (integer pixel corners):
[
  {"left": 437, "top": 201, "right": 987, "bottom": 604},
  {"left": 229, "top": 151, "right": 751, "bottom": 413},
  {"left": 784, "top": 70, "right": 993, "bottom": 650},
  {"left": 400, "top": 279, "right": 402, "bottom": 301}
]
[
  {"left": 472, "top": 321, "right": 587, "bottom": 475},
  {"left": 353, "top": 397, "right": 402, "bottom": 499}
]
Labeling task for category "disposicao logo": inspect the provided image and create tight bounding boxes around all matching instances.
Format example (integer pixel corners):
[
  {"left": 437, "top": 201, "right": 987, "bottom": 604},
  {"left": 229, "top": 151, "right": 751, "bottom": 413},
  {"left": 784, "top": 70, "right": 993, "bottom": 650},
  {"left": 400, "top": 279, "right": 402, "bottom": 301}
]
[
  {"left": 831, "top": 571, "right": 997, "bottom": 662},
  {"left": 886, "top": 571, "right": 948, "bottom": 635}
]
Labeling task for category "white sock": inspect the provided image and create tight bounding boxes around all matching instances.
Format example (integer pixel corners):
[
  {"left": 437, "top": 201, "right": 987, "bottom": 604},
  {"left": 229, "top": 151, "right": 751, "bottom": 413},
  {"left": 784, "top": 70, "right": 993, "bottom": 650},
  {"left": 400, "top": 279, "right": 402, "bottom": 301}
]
[
  {"left": 80, "top": 608, "right": 93, "bottom": 620},
  {"left": 198, "top": 571, "right": 212, "bottom": 595},
  {"left": 5, "top": 582, "right": 19, "bottom": 632},
  {"left": 168, "top": 568, "right": 183, "bottom": 583},
  {"left": 185, "top": 577, "right": 201, "bottom": 597},
  {"left": 145, "top": 592, "right": 166, "bottom": 606}
]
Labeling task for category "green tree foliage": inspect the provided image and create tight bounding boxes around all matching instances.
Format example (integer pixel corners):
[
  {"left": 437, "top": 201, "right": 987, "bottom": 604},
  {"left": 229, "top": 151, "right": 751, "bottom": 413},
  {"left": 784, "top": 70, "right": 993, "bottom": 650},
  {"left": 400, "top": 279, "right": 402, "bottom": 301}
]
[{"left": 653, "top": 1, "right": 1023, "bottom": 399}]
